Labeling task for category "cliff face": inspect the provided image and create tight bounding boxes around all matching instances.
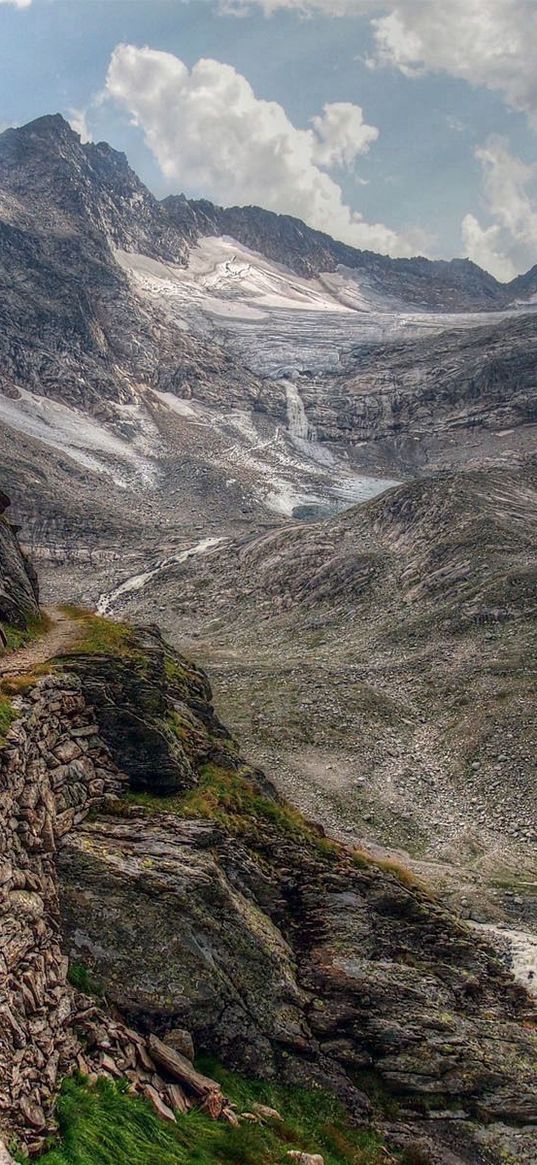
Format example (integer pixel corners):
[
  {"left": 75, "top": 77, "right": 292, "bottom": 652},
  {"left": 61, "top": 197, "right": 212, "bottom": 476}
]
[
  {"left": 0, "top": 492, "right": 39, "bottom": 629},
  {"left": 314, "top": 313, "right": 537, "bottom": 449}
]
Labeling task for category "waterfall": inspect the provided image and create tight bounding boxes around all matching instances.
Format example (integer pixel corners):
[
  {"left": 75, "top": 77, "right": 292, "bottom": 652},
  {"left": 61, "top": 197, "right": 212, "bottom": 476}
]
[{"left": 285, "top": 382, "right": 315, "bottom": 442}]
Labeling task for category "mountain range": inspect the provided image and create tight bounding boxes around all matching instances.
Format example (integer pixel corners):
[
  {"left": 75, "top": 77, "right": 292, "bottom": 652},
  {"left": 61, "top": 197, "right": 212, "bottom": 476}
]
[
  {"left": 0, "top": 112, "right": 537, "bottom": 1165},
  {"left": 0, "top": 114, "right": 535, "bottom": 576}
]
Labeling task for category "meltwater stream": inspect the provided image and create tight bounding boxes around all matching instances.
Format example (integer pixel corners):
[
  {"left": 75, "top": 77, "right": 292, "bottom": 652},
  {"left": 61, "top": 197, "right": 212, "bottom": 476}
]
[{"left": 97, "top": 536, "right": 226, "bottom": 616}]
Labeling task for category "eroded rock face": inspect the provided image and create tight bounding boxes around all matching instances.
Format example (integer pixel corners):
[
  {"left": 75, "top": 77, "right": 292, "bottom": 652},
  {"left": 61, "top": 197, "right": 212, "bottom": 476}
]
[
  {"left": 58, "top": 804, "right": 537, "bottom": 1127},
  {"left": 59, "top": 628, "right": 235, "bottom": 794},
  {"left": 0, "top": 493, "right": 39, "bottom": 629},
  {"left": 305, "top": 313, "right": 537, "bottom": 449},
  {"left": 59, "top": 815, "right": 317, "bottom": 1078}
]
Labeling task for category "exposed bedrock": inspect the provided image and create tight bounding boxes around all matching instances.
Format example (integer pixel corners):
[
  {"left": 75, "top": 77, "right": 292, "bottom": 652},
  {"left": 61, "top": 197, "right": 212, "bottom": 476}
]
[
  {"left": 52, "top": 630, "right": 537, "bottom": 1163},
  {"left": 0, "top": 492, "right": 39, "bottom": 629}
]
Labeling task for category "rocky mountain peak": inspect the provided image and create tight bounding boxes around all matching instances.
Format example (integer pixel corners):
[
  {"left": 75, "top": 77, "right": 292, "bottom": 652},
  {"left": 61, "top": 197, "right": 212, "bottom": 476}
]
[
  {"left": 0, "top": 114, "right": 186, "bottom": 262},
  {"left": 163, "top": 194, "right": 509, "bottom": 309}
]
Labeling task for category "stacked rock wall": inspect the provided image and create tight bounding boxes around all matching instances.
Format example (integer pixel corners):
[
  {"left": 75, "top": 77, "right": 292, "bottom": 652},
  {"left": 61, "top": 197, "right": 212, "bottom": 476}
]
[{"left": 0, "top": 674, "right": 127, "bottom": 1152}]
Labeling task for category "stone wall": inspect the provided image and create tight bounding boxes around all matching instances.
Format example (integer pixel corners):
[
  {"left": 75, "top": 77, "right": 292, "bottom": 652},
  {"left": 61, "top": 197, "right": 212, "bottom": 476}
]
[
  {"left": 0, "top": 674, "right": 127, "bottom": 1152},
  {"left": 0, "top": 673, "right": 232, "bottom": 1156}
]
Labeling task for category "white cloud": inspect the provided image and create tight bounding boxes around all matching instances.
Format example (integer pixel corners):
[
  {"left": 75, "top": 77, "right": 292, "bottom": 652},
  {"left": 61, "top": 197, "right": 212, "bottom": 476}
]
[
  {"left": 68, "top": 108, "right": 92, "bottom": 143},
  {"left": 0, "top": 0, "right": 32, "bottom": 7},
  {"left": 106, "top": 43, "right": 421, "bottom": 256},
  {"left": 311, "top": 102, "right": 378, "bottom": 168},
  {"left": 461, "top": 215, "right": 517, "bottom": 282},
  {"left": 371, "top": 1, "right": 537, "bottom": 125},
  {"left": 226, "top": 1, "right": 537, "bottom": 126},
  {"left": 221, "top": 0, "right": 359, "bottom": 12},
  {"left": 461, "top": 136, "right": 537, "bottom": 280}
]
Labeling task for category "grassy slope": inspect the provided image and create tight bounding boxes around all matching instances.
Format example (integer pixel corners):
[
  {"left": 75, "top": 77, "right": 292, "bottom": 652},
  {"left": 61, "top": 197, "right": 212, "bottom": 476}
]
[{"left": 29, "top": 1069, "right": 388, "bottom": 1165}]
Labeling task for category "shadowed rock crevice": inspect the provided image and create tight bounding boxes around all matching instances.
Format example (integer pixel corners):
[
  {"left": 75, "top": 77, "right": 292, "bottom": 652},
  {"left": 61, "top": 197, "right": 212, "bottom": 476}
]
[{"left": 0, "top": 492, "right": 39, "bottom": 629}]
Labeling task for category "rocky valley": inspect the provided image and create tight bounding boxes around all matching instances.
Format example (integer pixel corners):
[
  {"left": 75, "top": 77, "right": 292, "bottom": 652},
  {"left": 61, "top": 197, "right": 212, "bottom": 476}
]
[{"left": 0, "top": 111, "right": 537, "bottom": 1165}]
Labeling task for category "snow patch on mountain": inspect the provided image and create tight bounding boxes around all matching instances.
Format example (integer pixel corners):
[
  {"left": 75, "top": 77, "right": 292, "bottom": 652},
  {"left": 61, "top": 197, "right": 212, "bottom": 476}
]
[
  {"left": 116, "top": 237, "right": 530, "bottom": 379},
  {"left": 0, "top": 388, "right": 159, "bottom": 485}
]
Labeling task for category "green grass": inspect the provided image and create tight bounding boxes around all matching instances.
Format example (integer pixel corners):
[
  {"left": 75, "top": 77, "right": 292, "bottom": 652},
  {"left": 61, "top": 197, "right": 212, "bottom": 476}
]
[
  {"left": 30, "top": 1068, "right": 387, "bottom": 1165},
  {"left": 127, "top": 760, "right": 424, "bottom": 886},
  {"left": 67, "top": 961, "right": 103, "bottom": 998},
  {"left": 0, "top": 694, "right": 16, "bottom": 743},
  {"left": 128, "top": 761, "right": 334, "bottom": 854},
  {"left": 164, "top": 655, "right": 191, "bottom": 685},
  {"left": 58, "top": 607, "right": 137, "bottom": 658},
  {"left": 0, "top": 612, "right": 52, "bottom": 655},
  {"left": 0, "top": 665, "right": 53, "bottom": 696}
]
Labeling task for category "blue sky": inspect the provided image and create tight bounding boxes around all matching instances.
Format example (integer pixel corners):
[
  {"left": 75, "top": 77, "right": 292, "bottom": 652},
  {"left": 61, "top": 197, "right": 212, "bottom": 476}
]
[{"left": 1, "top": 0, "right": 537, "bottom": 277}]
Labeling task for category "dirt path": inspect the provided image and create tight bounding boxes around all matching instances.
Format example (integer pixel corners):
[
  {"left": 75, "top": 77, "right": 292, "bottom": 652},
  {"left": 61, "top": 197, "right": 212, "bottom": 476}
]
[{"left": 0, "top": 607, "right": 82, "bottom": 678}]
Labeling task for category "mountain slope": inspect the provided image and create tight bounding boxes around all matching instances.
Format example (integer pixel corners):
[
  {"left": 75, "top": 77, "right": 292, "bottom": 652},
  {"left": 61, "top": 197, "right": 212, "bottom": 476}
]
[
  {"left": 0, "top": 573, "right": 535, "bottom": 1163},
  {"left": 0, "top": 112, "right": 536, "bottom": 620},
  {"left": 165, "top": 194, "right": 509, "bottom": 311},
  {"left": 101, "top": 461, "right": 537, "bottom": 925}
]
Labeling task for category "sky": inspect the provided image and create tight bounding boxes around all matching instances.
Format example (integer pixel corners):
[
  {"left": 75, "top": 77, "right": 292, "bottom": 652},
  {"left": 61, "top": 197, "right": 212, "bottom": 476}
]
[{"left": 1, "top": 0, "right": 537, "bottom": 278}]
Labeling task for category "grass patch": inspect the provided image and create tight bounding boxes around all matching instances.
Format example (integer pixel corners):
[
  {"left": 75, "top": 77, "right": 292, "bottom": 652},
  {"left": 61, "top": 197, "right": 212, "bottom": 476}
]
[
  {"left": 1, "top": 663, "right": 54, "bottom": 696},
  {"left": 0, "top": 612, "right": 52, "bottom": 656},
  {"left": 67, "top": 961, "right": 103, "bottom": 998},
  {"left": 373, "top": 857, "right": 426, "bottom": 893},
  {"left": 351, "top": 847, "right": 427, "bottom": 893},
  {"left": 128, "top": 762, "right": 335, "bottom": 854},
  {"left": 0, "top": 694, "right": 16, "bottom": 743},
  {"left": 128, "top": 764, "right": 426, "bottom": 890},
  {"left": 58, "top": 607, "right": 137, "bottom": 659},
  {"left": 352, "top": 848, "right": 374, "bottom": 870},
  {"left": 164, "top": 655, "right": 190, "bottom": 685},
  {"left": 31, "top": 1069, "right": 386, "bottom": 1165}
]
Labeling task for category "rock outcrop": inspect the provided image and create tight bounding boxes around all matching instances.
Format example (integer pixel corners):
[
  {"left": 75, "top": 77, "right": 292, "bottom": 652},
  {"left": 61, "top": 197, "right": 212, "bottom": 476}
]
[
  {"left": 51, "top": 625, "right": 537, "bottom": 1164},
  {"left": 0, "top": 668, "right": 235, "bottom": 1153},
  {"left": 0, "top": 596, "right": 535, "bottom": 1162},
  {"left": 0, "top": 492, "right": 39, "bottom": 629}
]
